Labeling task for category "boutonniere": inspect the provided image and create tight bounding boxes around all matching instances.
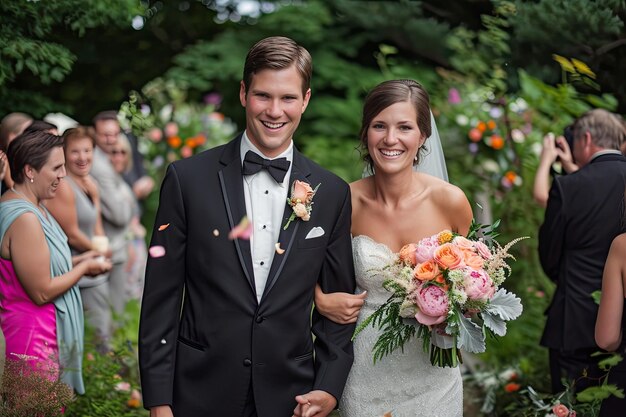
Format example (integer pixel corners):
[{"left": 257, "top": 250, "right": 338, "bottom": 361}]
[{"left": 283, "top": 180, "right": 321, "bottom": 230}]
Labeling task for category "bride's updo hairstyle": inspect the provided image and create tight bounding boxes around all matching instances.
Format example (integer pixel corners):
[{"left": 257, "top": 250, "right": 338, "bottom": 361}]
[{"left": 359, "top": 79, "right": 431, "bottom": 168}]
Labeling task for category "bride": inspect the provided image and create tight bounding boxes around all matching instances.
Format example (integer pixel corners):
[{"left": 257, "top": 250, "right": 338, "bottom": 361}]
[{"left": 314, "top": 79, "right": 472, "bottom": 417}]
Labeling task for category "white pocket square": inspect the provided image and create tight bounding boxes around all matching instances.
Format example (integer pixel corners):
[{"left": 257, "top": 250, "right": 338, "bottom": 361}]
[{"left": 305, "top": 227, "right": 325, "bottom": 239}]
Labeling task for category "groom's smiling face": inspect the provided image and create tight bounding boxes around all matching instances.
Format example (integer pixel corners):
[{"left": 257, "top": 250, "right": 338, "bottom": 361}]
[{"left": 240, "top": 65, "right": 311, "bottom": 158}]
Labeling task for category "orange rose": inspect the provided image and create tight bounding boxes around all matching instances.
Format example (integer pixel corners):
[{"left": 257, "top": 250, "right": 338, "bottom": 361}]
[
  {"left": 462, "top": 249, "right": 485, "bottom": 269},
  {"left": 490, "top": 135, "right": 504, "bottom": 150},
  {"left": 167, "top": 136, "right": 182, "bottom": 148},
  {"left": 292, "top": 180, "right": 314, "bottom": 204},
  {"left": 414, "top": 260, "right": 441, "bottom": 281},
  {"left": 487, "top": 119, "right": 496, "bottom": 130},
  {"left": 505, "top": 170, "right": 517, "bottom": 182},
  {"left": 504, "top": 382, "right": 521, "bottom": 393},
  {"left": 433, "top": 243, "right": 464, "bottom": 269},
  {"left": 185, "top": 137, "right": 198, "bottom": 149},
  {"left": 477, "top": 121, "right": 487, "bottom": 132},
  {"left": 453, "top": 236, "right": 474, "bottom": 250},
  {"left": 399, "top": 243, "right": 418, "bottom": 266}
]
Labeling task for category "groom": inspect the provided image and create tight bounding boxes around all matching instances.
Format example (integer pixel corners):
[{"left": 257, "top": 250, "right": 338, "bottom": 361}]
[{"left": 139, "top": 36, "right": 356, "bottom": 417}]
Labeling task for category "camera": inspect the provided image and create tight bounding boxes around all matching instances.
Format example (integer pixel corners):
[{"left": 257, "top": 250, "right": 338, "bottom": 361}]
[{"left": 562, "top": 125, "right": 575, "bottom": 151}]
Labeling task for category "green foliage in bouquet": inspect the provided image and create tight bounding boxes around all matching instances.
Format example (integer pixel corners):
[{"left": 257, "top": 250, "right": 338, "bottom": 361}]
[{"left": 354, "top": 220, "right": 526, "bottom": 368}]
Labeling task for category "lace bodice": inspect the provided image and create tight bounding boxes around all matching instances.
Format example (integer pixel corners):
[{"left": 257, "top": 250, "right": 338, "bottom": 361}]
[{"left": 338, "top": 235, "right": 463, "bottom": 417}]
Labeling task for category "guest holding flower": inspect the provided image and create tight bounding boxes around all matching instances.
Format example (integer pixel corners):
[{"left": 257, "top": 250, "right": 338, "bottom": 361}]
[
  {"left": 0, "top": 130, "right": 111, "bottom": 394},
  {"left": 46, "top": 126, "right": 113, "bottom": 350},
  {"left": 108, "top": 133, "right": 147, "bottom": 302}
]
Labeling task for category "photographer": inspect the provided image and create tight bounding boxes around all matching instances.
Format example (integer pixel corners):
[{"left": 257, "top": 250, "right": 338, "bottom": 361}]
[{"left": 532, "top": 126, "right": 579, "bottom": 207}]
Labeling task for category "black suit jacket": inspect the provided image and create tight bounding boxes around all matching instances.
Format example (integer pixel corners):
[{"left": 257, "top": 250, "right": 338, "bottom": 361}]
[
  {"left": 139, "top": 135, "right": 356, "bottom": 416},
  {"left": 539, "top": 153, "right": 626, "bottom": 350}
]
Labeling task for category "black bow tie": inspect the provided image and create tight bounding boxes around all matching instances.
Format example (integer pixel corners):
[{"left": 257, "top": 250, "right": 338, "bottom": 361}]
[{"left": 242, "top": 150, "right": 291, "bottom": 183}]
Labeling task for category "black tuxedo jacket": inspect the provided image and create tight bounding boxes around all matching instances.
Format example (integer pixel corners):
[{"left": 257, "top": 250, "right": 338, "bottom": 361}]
[
  {"left": 539, "top": 153, "right": 626, "bottom": 350},
  {"left": 139, "top": 135, "right": 356, "bottom": 416}
]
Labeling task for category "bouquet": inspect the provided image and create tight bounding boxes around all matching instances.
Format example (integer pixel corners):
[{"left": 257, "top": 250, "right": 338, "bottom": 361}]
[{"left": 354, "top": 220, "right": 526, "bottom": 367}]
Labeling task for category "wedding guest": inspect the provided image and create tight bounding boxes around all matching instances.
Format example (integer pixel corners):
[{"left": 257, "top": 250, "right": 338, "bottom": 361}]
[
  {"left": 0, "top": 130, "right": 111, "bottom": 394},
  {"left": 45, "top": 126, "right": 113, "bottom": 350},
  {"left": 0, "top": 112, "right": 33, "bottom": 193},
  {"left": 122, "top": 130, "right": 154, "bottom": 209},
  {"left": 108, "top": 133, "right": 147, "bottom": 302},
  {"left": 595, "top": 214, "right": 626, "bottom": 417},
  {"left": 539, "top": 109, "right": 626, "bottom": 394},
  {"left": 23, "top": 119, "right": 59, "bottom": 136},
  {"left": 91, "top": 113, "right": 134, "bottom": 316},
  {"left": 532, "top": 129, "right": 578, "bottom": 208}
]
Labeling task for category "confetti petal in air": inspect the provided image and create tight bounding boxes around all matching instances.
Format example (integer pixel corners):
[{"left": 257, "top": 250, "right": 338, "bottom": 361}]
[
  {"left": 149, "top": 245, "right": 166, "bottom": 258},
  {"left": 213, "top": 229, "right": 220, "bottom": 237},
  {"left": 228, "top": 216, "right": 253, "bottom": 240},
  {"left": 158, "top": 223, "right": 170, "bottom": 231},
  {"left": 275, "top": 242, "right": 285, "bottom": 255}
]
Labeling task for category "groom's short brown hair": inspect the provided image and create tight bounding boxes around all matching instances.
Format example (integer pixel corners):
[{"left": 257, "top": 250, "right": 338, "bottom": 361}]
[{"left": 242, "top": 36, "right": 312, "bottom": 96}]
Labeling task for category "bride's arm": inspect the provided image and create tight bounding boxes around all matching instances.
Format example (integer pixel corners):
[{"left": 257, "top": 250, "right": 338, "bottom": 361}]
[
  {"left": 314, "top": 284, "right": 367, "bottom": 324},
  {"left": 444, "top": 184, "right": 473, "bottom": 236}
]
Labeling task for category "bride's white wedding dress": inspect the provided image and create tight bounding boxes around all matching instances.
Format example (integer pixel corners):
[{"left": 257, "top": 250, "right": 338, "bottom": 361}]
[{"left": 339, "top": 235, "right": 463, "bottom": 417}]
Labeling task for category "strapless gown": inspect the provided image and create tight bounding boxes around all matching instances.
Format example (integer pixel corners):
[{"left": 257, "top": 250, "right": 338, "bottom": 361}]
[{"left": 339, "top": 235, "right": 463, "bottom": 417}]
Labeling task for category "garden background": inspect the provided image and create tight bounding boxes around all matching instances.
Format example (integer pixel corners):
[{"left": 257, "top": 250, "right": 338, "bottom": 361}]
[{"left": 1, "top": 0, "right": 626, "bottom": 415}]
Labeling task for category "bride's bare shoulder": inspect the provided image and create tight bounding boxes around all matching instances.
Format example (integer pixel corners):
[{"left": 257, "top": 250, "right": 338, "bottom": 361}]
[
  {"left": 416, "top": 173, "right": 467, "bottom": 204},
  {"left": 350, "top": 177, "right": 374, "bottom": 198}
]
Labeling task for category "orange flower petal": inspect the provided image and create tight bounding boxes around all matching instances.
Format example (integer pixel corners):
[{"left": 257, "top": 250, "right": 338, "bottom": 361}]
[{"left": 158, "top": 223, "right": 170, "bottom": 231}]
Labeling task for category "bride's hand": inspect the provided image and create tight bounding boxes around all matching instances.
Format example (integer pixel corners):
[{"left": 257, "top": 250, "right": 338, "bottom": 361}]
[{"left": 314, "top": 284, "right": 367, "bottom": 324}]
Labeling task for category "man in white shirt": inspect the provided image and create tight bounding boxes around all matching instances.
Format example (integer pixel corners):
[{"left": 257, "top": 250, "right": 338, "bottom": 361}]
[{"left": 139, "top": 36, "right": 356, "bottom": 417}]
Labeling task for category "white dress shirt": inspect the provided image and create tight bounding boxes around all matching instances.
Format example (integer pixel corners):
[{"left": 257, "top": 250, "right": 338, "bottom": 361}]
[{"left": 240, "top": 132, "right": 293, "bottom": 302}]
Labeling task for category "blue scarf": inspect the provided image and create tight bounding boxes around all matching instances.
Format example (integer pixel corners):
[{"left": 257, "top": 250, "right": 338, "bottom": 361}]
[{"left": 0, "top": 199, "right": 85, "bottom": 394}]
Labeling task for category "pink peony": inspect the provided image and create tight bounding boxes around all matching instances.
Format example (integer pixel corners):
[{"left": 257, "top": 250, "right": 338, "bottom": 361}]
[
  {"left": 474, "top": 240, "right": 492, "bottom": 260},
  {"left": 463, "top": 268, "right": 495, "bottom": 301},
  {"left": 180, "top": 145, "right": 193, "bottom": 158},
  {"left": 414, "top": 237, "right": 438, "bottom": 263},
  {"left": 552, "top": 403, "right": 570, "bottom": 417},
  {"left": 164, "top": 122, "right": 179, "bottom": 138},
  {"left": 414, "top": 284, "right": 449, "bottom": 326},
  {"left": 448, "top": 88, "right": 461, "bottom": 104},
  {"left": 147, "top": 127, "right": 163, "bottom": 143},
  {"left": 115, "top": 381, "right": 131, "bottom": 392}
]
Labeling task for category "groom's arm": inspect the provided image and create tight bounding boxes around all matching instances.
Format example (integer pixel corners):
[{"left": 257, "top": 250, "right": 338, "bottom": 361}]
[
  {"left": 139, "top": 164, "right": 187, "bottom": 409},
  {"left": 310, "top": 184, "right": 356, "bottom": 402}
]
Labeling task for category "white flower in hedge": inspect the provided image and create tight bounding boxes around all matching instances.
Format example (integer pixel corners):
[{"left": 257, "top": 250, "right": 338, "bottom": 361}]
[
  {"left": 511, "top": 129, "right": 525, "bottom": 143},
  {"left": 482, "top": 159, "right": 500, "bottom": 173}
]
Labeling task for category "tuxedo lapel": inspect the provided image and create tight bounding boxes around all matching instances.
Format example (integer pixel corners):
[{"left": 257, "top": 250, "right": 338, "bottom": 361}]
[
  {"left": 262, "top": 149, "right": 312, "bottom": 301},
  {"left": 218, "top": 136, "right": 256, "bottom": 296}
]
